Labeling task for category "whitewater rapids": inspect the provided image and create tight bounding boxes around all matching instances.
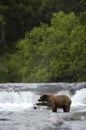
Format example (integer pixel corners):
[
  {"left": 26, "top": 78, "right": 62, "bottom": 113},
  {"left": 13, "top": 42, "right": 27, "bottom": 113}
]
[{"left": 0, "top": 82, "right": 86, "bottom": 130}]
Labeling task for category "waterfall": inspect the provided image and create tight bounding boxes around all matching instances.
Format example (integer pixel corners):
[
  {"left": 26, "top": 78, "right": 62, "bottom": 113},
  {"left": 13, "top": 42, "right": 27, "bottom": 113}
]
[
  {"left": 0, "top": 83, "right": 86, "bottom": 111},
  {"left": 0, "top": 91, "right": 39, "bottom": 111}
]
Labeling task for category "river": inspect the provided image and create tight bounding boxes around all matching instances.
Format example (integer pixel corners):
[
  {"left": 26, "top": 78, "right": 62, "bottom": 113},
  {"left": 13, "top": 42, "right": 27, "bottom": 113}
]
[{"left": 0, "top": 82, "right": 86, "bottom": 130}]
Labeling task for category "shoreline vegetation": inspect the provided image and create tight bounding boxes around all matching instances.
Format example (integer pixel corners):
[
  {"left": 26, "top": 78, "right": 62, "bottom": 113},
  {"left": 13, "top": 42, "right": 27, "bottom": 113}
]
[{"left": 0, "top": 0, "right": 86, "bottom": 83}]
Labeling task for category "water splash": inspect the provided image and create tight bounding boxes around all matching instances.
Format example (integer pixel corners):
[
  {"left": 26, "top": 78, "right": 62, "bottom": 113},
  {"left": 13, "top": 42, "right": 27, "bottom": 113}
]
[
  {"left": 72, "top": 88, "right": 86, "bottom": 107},
  {"left": 0, "top": 91, "right": 39, "bottom": 111}
]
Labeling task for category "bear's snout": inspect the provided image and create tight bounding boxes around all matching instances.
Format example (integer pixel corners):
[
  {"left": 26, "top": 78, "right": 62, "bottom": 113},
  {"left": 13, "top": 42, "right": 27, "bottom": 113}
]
[
  {"left": 38, "top": 99, "right": 41, "bottom": 101},
  {"left": 38, "top": 97, "right": 43, "bottom": 101}
]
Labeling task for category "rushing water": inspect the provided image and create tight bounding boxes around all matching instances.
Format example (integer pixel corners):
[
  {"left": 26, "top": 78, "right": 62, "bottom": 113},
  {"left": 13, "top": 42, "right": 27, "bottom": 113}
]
[{"left": 0, "top": 82, "right": 86, "bottom": 130}]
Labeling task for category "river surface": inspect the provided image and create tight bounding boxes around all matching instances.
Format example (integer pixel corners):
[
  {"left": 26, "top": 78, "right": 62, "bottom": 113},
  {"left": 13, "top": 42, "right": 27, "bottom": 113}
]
[{"left": 0, "top": 82, "right": 86, "bottom": 130}]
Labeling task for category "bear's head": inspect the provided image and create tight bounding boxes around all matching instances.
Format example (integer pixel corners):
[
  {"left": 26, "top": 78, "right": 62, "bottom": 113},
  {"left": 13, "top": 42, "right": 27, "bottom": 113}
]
[{"left": 38, "top": 94, "right": 49, "bottom": 102}]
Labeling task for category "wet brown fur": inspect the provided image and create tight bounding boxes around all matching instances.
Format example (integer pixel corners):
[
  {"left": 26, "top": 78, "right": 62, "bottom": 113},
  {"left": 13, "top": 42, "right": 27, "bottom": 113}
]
[{"left": 38, "top": 94, "right": 72, "bottom": 112}]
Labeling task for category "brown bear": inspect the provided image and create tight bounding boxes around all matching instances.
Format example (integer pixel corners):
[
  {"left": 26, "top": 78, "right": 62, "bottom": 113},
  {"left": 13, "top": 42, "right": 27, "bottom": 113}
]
[{"left": 38, "top": 94, "right": 72, "bottom": 112}]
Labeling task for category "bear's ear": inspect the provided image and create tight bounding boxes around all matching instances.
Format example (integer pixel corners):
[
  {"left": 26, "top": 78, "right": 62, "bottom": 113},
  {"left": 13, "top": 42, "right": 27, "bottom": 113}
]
[
  {"left": 43, "top": 94, "right": 49, "bottom": 99},
  {"left": 42, "top": 94, "right": 46, "bottom": 98},
  {"left": 43, "top": 94, "right": 47, "bottom": 98}
]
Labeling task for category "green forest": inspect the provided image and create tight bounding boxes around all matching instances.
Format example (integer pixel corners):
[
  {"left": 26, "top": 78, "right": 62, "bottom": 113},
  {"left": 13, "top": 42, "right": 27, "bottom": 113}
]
[{"left": 0, "top": 0, "right": 86, "bottom": 82}]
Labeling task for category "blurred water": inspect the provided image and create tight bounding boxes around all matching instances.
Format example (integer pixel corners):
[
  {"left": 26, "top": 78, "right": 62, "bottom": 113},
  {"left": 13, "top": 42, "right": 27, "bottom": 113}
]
[
  {"left": 0, "top": 91, "right": 39, "bottom": 111},
  {"left": 0, "top": 83, "right": 86, "bottom": 130}
]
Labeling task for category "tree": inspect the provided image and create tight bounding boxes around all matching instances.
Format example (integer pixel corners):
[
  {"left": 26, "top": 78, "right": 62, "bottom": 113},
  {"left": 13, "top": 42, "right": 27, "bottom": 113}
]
[
  {"left": 0, "top": 1, "right": 86, "bottom": 82},
  {"left": 0, "top": 15, "right": 5, "bottom": 53},
  {"left": 70, "top": 24, "right": 86, "bottom": 81},
  {"left": 8, "top": 11, "right": 86, "bottom": 82}
]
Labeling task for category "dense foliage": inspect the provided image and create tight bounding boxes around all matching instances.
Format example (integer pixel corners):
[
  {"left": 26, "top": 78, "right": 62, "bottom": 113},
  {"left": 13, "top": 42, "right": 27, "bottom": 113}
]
[{"left": 0, "top": 0, "right": 86, "bottom": 82}]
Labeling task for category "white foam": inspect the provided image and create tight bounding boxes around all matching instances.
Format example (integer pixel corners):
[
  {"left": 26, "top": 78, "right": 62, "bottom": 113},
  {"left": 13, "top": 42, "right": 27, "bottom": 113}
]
[
  {"left": 71, "top": 88, "right": 86, "bottom": 107},
  {"left": 0, "top": 91, "right": 39, "bottom": 111}
]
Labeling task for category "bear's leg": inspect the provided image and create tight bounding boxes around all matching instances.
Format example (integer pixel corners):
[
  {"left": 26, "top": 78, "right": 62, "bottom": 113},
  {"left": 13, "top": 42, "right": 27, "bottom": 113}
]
[
  {"left": 63, "top": 107, "right": 67, "bottom": 112},
  {"left": 67, "top": 105, "right": 70, "bottom": 112},
  {"left": 63, "top": 105, "right": 70, "bottom": 112},
  {"left": 51, "top": 105, "right": 57, "bottom": 112}
]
